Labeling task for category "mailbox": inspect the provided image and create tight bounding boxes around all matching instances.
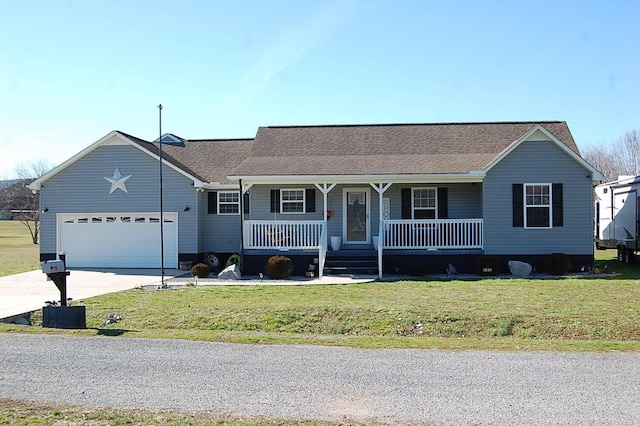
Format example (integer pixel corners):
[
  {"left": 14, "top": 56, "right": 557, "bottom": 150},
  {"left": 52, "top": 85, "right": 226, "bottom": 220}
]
[{"left": 42, "top": 260, "right": 65, "bottom": 274}]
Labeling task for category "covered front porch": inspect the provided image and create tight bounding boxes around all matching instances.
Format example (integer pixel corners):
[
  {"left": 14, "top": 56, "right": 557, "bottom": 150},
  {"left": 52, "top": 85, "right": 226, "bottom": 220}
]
[{"left": 242, "top": 218, "right": 483, "bottom": 278}]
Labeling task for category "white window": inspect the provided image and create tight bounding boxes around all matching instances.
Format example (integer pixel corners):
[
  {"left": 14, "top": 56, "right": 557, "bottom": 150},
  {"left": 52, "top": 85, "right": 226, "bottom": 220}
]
[
  {"left": 412, "top": 188, "right": 436, "bottom": 219},
  {"left": 218, "top": 191, "right": 240, "bottom": 214},
  {"left": 281, "top": 189, "right": 305, "bottom": 213},
  {"left": 525, "top": 184, "right": 551, "bottom": 228}
]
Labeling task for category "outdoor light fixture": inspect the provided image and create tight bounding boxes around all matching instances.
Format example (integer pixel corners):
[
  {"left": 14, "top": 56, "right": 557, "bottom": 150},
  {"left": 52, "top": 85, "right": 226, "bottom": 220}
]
[
  {"left": 184, "top": 205, "right": 190, "bottom": 212},
  {"left": 42, "top": 208, "right": 49, "bottom": 213}
]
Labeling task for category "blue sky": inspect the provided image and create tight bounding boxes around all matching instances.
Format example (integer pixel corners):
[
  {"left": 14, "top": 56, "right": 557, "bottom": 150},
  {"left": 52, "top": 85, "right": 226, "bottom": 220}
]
[{"left": 1, "top": 0, "right": 638, "bottom": 178}]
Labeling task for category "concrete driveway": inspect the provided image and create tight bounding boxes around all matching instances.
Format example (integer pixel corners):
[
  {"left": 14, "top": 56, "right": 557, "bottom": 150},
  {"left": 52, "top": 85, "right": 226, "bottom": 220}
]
[
  {"left": 0, "top": 268, "right": 180, "bottom": 320},
  {"left": 0, "top": 269, "right": 377, "bottom": 321}
]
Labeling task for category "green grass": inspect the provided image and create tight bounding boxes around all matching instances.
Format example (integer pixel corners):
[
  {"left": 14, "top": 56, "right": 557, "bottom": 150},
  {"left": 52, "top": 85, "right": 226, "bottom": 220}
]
[
  {"left": 0, "top": 220, "right": 40, "bottom": 277},
  {"left": 0, "top": 399, "right": 379, "bottom": 426},
  {"left": 1, "top": 221, "right": 638, "bottom": 351},
  {"left": 2, "top": 248, "right": 636, "bottom": 351}
]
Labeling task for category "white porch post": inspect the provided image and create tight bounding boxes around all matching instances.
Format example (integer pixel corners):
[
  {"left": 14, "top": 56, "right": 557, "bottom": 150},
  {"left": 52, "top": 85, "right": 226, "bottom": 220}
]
[
  {"left": 370, "top": 183, "right": 392, "bottom": 279},
  {"left": 241, "top": 183, "right": 253, "bottom": 250},
  {"left": 314, "top": 183, "right": 337, "bottom": 278}
]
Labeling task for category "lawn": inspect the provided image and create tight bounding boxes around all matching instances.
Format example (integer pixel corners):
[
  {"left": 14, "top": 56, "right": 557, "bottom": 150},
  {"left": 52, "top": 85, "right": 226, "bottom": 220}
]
[
  {"left": 1, "top": 221, "right": 639, "bottom": 351},
  {"left": 0, "top": 399, "right": 364, "bottom": 426},
  {"left": 0, "top": 220, "right": 40, "bottom": 277},
  {"left": 3, "top": 248, "right": 636, "bottom": 352}
]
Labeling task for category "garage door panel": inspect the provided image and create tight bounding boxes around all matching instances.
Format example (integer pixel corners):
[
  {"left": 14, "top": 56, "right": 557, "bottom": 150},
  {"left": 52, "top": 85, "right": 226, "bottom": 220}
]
[{"left": 58, "top": 213, "right": 177, "bottom": 268}]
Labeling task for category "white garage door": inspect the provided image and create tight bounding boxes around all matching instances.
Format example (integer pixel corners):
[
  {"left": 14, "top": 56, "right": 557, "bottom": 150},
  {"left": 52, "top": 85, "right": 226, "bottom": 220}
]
[{"left": 58, "top": 213, "right": 178, "bottom": 268}]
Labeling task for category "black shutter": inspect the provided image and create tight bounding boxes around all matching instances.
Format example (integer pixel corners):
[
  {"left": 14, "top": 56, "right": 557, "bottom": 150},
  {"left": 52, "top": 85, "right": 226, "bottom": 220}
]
[
  {"left": 401, "top": 188, "right": 412, "bottom": 219},
  {"left": 243, "top": 192, "right": 250, "bottom": 214},
  {"left": 270, "top": 189, "right": 280, "bottom": 213},
  {"left": 552, "top": 183, "right": 563, "bottom": 227},
  {"left": 208, "top": 192, "right": 217, "bottom": 214},
  {"left": 512, "top": 184, "right": 524, "bottom": 227},
  {"left": 305, "top": 188, "right": 316, "bottom": 212},
  {"left": 437, "top": 188, "right": 448, "bottom": 219}
]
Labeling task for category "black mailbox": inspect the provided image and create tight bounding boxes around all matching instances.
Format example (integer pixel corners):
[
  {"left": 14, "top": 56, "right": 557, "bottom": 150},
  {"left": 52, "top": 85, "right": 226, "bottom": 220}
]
[{"left": 41, "top": 254, "right": 85, "bottom": 329}]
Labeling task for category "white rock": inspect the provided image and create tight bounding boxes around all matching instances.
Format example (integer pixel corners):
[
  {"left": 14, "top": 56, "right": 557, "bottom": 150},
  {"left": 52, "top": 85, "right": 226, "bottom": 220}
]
[
  {"left": 508, "top": 260, "right": 532, "bottom": 277},
  {"left": 217, "top": 264, "right": 241, "bottom": 280}
]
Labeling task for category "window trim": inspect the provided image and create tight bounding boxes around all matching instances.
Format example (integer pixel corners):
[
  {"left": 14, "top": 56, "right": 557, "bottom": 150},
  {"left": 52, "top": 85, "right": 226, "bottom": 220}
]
[
  {"left": 524, "top": 183, "right": 552, "bottom": 229},
  {"left": 280, "top": 188, "right": 305, "bottom": 214},
  {"left": 411, "top": 187, "right": 437, "bottom": 219},
  {"left": 217, "top": 191, "right": 240, "bottom": 215}
]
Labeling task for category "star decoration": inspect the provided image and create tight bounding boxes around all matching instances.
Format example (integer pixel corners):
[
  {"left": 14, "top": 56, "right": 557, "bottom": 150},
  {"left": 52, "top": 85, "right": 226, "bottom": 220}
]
[{"left": 104, "top": 166, "right": 132, "bottom": 194}]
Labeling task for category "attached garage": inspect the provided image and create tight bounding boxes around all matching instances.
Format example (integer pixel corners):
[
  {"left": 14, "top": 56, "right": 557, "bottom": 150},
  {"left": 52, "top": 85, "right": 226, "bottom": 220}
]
[{"left": 58, "top": 213, "right": 178, "bottom": 268}]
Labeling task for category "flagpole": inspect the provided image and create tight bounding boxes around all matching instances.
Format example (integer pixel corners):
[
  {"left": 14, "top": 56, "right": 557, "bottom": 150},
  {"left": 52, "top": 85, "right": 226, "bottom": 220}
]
[{"left": 158, "top": 104, "right": 166, "bottom": 288}]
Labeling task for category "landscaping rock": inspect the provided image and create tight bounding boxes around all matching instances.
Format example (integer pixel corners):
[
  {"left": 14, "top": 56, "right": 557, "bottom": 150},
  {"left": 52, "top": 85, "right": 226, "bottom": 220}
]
[
  {"left": 217, "top": 264, "right": 241, "bottom": 280},
  {"left": 508, "top": 260, "right": 532, "bottom": 277}
]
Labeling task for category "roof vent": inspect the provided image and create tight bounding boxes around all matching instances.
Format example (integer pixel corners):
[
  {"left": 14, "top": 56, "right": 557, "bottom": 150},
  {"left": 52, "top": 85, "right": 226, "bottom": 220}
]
[{"left": 154, "top": 133, "right": 185, "bottom": 147}]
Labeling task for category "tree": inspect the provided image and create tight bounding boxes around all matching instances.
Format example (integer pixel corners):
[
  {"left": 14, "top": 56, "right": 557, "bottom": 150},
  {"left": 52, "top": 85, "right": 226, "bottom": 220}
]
[
  {"left": 581, "top": 130, "right": 640, "bottom": 182},
  {"left": 0, "top": 159, "right": 54, "bottom": 244}
]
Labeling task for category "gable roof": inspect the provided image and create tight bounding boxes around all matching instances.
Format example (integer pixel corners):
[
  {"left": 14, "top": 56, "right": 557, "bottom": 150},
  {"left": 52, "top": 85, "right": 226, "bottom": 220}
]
[
  {"left": 29, "top": 121, "right": 602, "bottom": 191},
  {"left": 29, "top": 130, "right": 254, "bottom": 190},
  {"left": 118, "top": 130, "right": 254, "bottom": 184},
  {"left": 229, "top": 121, "right": 585, "bottom": 180}
]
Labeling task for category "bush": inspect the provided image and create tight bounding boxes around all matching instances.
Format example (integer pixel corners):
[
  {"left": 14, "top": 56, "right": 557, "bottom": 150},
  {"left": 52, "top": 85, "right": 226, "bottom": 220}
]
[
  {"left": 544, "top": 253, "right": 572, "bottom": 275},
  {"left": 190, "top": 263, "right": 210, "bottom": 278},
  {"left": 264, "top": 255, "right": 293, "bottom": 279},
  {"left": 409, "top": 262, "right": 426, "bottom": 277},
  {"left": 475, "top": 255, "right": 500, "bottom": 276}
]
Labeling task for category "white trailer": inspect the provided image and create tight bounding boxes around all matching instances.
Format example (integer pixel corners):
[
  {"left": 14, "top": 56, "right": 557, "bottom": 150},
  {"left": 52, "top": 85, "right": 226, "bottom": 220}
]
[{"left": 595, "top": 175, "right": 640, "bottom": 262}]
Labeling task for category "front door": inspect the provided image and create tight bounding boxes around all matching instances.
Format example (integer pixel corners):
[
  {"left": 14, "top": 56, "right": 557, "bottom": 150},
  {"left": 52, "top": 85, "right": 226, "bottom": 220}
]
[{"left": 343, "top": 188, "right": 370, "bottom": 244}]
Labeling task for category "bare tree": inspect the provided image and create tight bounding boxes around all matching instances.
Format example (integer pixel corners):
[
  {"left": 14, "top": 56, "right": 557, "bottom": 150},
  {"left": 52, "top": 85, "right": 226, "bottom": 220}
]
[
  {"left": 0, "top": 159, "right": 54, "bottom": 244},
  {"left": 581, "top": 130, "right": 640, "bottom": 182}
]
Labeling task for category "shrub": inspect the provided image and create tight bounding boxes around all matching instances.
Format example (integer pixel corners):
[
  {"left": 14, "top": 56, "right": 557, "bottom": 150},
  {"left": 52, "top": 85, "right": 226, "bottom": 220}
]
[
  {"left": 544, "top": 252, "right": 572, "bottom": 275},
  {"left": 409, "top": 262, "right": 426, "bottom": 277},
  {"left": 264, "top": 255, "right": 293, "bottom": 279},
  {"left": 475, "top": 255, "right": 500, "bottom": 276},
  {"left": 190, "top": 263, "right": 210, "bottom": 278}
]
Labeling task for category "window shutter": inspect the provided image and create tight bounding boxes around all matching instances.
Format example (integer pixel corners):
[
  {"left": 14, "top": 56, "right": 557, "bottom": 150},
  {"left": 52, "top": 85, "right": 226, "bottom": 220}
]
[
  {"left": 437, "top": 188, "right": 448, "bottom": 219},
  {"left": 243, "top": 192, "right": 250, "bottom": 214},
  {"left": 305, "top": 188, "right": 316, "bottom": 212},
  {"left": 270, "top": 189, "right": 280, "bottom": 213},
  {"left": 552, "top": 183, "right": 563, "bottom": 227},
  {"left": 208, "top": 192, "right": 217, "bottom": 215},
  {"left": 401, "top": 188, "right": 411, "bottom": 219},
  {"left": 512, "top": 184, "right": 524, "bottom": 227}
]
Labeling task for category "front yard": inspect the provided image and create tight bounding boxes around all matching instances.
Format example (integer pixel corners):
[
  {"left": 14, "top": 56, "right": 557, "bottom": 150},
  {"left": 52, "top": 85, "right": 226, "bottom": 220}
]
[{"left": 1, "top": 220, "right": 638, "bottom": 351}]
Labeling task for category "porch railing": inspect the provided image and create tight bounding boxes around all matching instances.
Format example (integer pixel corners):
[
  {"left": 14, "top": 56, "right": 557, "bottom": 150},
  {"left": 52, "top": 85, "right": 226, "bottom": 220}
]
[
  {"left": 383, "top": 219, "right": 483, "bottom": 249},
  {"left": 243, "top": 220, "right": 324, "bottom": 250}
]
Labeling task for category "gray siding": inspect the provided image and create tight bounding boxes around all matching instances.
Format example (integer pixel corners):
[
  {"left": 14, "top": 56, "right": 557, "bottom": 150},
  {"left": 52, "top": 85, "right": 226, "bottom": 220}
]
[
  {"left": 39, "top": 145, "right": 198, "bottom": 255},
  {"left": 385, "top": 184, "right": 482, "bottom": 219},
  {"left": 201, "top": 190, "right": 242, "bottom": 253},
  {"left": 483, "top": 139, "right": 594, "bottom": 255},
  {"left": 197, "top": 190, "right": 206, "bottom": 252},
  {"left": 244, "top": 183, "right": 481, "bottom": 241}
]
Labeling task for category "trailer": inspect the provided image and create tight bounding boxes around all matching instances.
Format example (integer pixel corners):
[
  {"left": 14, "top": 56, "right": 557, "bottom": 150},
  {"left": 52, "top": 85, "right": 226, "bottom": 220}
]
[{"left": 594, "top": 175, "right": 640, "bottom": 262}]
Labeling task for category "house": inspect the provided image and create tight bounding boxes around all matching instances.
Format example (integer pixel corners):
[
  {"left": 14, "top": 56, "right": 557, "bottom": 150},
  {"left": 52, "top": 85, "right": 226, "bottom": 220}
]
[{"left": 29, "top": 121, "right": 604, "bottom": 277}]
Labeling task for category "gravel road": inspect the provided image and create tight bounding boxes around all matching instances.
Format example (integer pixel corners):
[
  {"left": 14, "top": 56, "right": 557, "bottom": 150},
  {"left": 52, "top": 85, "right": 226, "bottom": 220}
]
[{"left": 0, "top": 334, "right": 638, "bottom": 425}]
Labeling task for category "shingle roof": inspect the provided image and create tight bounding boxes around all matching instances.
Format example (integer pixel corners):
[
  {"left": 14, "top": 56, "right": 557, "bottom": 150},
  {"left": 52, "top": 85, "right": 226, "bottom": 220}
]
[
  {"left": 230, "top": 122, "right": 578, "bottom": 177},
  {"left": 118, "top": 131, "right": 254, "bottom": 184}
]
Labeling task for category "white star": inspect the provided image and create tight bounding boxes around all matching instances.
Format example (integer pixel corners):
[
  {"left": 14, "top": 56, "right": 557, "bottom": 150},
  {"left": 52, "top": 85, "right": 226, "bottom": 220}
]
[{"left": 104, "top": 167, "right": 132, "bottom": 194}]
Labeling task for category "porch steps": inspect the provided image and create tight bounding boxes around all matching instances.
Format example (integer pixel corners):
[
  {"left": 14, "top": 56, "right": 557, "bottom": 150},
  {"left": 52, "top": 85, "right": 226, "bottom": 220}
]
[{"left": 324, "top": 250, "right": 378, "bottom": 275}]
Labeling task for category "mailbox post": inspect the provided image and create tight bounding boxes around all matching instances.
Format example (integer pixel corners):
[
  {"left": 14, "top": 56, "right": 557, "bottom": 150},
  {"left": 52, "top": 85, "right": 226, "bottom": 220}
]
[
  {"left": 42, "top": 258, "right": 69, "bottom": 306},
  {"left": 41, "top": 253, "right": 86, "bottom": 328}
]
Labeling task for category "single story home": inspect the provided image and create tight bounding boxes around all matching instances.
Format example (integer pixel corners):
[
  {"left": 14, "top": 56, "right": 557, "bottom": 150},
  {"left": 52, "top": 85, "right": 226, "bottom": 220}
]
[{"left": 29, "top": 121, "right": 604, "bottom": 277}]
